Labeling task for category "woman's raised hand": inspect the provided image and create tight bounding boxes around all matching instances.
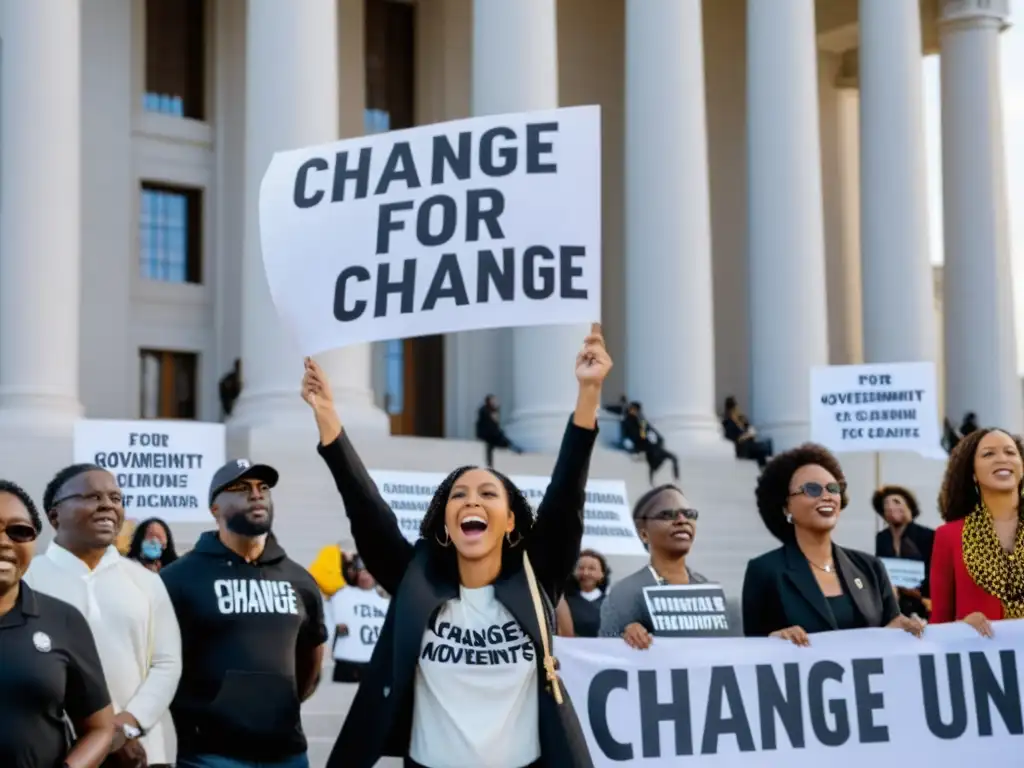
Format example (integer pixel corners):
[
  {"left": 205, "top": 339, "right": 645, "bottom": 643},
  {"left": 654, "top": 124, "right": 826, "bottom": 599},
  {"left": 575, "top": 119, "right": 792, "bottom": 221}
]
[
  {"left": 302, "top": 357, "right": 343, "bottom": 444},
  {"left": 576, "top": 323, "right": 613, "bottom": 389},
  {"left": 301, "top": 357, "right": 334, "bottom": 412}
]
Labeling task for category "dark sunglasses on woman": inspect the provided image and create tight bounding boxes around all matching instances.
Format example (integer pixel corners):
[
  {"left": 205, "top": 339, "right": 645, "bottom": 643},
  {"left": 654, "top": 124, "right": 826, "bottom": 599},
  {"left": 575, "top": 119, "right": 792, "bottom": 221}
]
[
  {"left": 0, "top": 522, "right": 38, "bottom": 543},
  {"left": 790, "top": 481, "right": 844, "bottom": 499}
]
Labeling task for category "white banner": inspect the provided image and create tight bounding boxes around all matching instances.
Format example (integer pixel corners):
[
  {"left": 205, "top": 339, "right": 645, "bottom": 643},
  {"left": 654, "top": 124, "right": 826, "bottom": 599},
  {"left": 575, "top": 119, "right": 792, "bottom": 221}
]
[
  {"left": 259, "top": 106, "right": 602, "bottom": 354},
  {"left": 556, "top": 622, "right": 1024, "bottom": 766},
  {"left": 809, "top": 362, "right": 943, "bottom": 457},
  {"left": 73, "top": 419, "right": 225, "bottom": 523},
  {"left": 368, "top": 469, "right": 645, "bottom": 556},
  {"left": 330, "top": 587, "right": 390, "bottom": 664}
]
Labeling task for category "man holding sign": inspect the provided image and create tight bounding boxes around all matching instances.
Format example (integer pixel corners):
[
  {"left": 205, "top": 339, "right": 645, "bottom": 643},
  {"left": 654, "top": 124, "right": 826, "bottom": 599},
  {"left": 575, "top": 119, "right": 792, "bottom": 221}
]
[{"left": 330, "top": 554, "right": 389, "bottom": 683}]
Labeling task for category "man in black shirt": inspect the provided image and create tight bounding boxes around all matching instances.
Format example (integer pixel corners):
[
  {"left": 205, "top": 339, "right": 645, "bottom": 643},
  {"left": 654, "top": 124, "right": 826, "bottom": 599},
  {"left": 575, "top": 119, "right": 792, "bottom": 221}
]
[
  {"left": 0, "top": 479, "right": 114, "bottom": 768},
  {"left": 161, "top": 459, "right": 327, "bottom": 768}
]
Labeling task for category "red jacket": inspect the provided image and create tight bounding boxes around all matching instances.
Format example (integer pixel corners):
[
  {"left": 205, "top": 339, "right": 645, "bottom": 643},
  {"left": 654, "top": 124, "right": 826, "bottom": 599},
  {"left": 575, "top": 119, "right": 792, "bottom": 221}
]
[{"left": 930, "top": 519, "right": 1005, "bottom": 623}]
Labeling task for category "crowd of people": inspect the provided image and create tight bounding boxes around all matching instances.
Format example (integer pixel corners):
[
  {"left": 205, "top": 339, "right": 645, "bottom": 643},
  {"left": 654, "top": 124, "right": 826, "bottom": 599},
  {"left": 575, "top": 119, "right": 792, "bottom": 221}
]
[{"left": 1, "top": 321, "right": 1021, "bottom": 768}]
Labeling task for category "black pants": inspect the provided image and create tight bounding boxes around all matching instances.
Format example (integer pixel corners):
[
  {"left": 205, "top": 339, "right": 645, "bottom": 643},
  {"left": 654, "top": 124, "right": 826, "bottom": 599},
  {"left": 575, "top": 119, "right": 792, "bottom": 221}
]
[{"left": 643, "top": 444, "right": 679, "bottom": 484}]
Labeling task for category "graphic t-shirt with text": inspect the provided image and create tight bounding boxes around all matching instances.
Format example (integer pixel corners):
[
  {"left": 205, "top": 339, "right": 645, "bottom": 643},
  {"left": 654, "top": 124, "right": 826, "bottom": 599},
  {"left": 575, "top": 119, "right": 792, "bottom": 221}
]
[{"left": 409, "top": 585, "right": 540, "bottom": 768}]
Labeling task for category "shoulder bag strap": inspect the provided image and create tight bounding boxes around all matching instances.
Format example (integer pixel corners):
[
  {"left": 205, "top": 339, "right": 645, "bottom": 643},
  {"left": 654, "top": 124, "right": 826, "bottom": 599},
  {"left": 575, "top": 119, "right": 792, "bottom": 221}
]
[{"left": 522, "top": 553, "right": 564, "bottom": 705}]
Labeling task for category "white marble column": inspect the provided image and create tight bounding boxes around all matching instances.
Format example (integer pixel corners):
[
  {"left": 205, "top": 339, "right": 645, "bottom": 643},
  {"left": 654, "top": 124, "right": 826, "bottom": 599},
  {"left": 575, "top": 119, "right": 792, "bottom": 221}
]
[
  {"left": 623, "top": 0, "right": 729, "bottom": 455},
  {"left": 472, "top": 0, "right": 586, "bottom": 452},
  {"left": 0, "top": 0, "right": 84, "bottom": 429},
  {"left": 858, "top": 0, "right": 936, "bottom": 363},
  {"left": 747, "top": 0, "right": 830, "bottom": 450},
  {"left": 232, "top": 0, "right": 386, "bottom": 433},
  {"left": 939, "top": 0, "right": 1023, "bottom": 432}
]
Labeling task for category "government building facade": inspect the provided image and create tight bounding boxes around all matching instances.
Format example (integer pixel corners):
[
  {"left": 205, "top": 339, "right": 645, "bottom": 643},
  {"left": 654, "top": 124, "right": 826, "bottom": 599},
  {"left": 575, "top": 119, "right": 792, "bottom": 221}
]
[{"left": 0, "top": 0, "right": 1019, "bottom": 458}]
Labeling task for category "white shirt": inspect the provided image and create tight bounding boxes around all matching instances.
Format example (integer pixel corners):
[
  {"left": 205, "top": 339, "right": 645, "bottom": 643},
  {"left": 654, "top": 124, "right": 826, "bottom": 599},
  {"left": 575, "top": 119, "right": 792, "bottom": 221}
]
[
  {"left": 409, "top": 585, "right": 540, "bottom": 768},
  {"left": 329, "top": 585, "right": 389, "bottom": 663},
  {"left": 24, "top": 544, "right": 182, "bottom": 765}
]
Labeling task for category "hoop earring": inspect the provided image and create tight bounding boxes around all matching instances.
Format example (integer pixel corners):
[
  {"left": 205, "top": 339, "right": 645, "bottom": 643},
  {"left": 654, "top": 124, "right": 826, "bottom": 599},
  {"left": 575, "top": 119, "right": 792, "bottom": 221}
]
[
  {"left": 506, "top": 530, "right": 522, "bottom": 548},
  {"left": 436, "top": 527, "right": 451, "bottom": 547}
]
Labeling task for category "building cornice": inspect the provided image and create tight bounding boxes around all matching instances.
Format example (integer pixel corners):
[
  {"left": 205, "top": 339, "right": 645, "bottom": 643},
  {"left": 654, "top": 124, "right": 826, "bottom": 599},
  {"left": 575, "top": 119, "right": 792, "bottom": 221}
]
[{"left": 938, "top": 0, "right": 1011, "bottom": 30}]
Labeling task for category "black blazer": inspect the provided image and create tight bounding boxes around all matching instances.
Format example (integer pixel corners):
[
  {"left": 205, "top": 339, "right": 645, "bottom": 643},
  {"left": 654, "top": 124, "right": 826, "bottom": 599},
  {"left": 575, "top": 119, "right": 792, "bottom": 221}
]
[
  {"left": 875, "top": 521, "right": 934, "bottom": 596},
  {"left": 320, "top": 417, "right": 597, "bottom": 768},
  {"left": 741, "top": 542, "right": 901, "bottom": 636}
]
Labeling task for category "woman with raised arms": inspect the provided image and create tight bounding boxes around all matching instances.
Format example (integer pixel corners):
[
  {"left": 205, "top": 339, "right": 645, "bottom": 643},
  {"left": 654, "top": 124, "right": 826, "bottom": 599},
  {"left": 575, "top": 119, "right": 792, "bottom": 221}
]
[{"left": 308, "top": 324, "right": 611, "bottom": 768}]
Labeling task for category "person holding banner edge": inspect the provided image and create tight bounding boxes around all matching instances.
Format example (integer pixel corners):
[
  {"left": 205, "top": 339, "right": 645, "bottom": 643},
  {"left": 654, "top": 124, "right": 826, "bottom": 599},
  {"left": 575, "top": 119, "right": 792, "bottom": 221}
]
[
  {"left": 742, "top": 444, "right": 924, "bottom": 645},
  {"left": 305, "top": 324, "right": 610, "bottom": 768},
  {"left": 931, "top": 427, "right": 1024, "bottom": 634}
]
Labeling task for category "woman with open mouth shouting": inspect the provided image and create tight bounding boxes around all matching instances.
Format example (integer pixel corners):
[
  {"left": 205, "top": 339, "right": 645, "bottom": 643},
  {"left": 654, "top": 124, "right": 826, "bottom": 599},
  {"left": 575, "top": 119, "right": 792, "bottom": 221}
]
[
  {"left": 742, "top": 444, "right": 925, "bottom": 645},
  {"left": 305, "top": 323, "right": 611, "bottom": 768}
]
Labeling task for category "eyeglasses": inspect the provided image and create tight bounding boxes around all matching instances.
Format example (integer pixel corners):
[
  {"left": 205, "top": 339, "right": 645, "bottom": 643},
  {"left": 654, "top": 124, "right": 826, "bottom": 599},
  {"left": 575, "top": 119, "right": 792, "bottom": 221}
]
[
  {"left": 644, "top": 508, "right": 699, "bottom": 522},
  {"left": 0, "top": 522, "right": 38, "bottom": 544},
  {"left": 789, "top": 482, "right": 844, "bottom": 499},
  {"left": 51, "top": 491, "right": 124, "bottom": 508}
]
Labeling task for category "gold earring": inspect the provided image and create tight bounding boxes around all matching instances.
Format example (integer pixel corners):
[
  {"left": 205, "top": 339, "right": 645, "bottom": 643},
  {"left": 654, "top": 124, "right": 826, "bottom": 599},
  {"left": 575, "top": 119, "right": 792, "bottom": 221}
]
[{"left": 436, "top": 527, "right": 451, "bottom": 547}]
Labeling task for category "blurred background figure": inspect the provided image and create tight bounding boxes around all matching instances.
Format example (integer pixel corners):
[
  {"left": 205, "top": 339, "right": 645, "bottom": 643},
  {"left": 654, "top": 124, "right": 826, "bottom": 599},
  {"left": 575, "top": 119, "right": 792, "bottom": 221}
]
[{"left": 126, "top": 516, "right": 180, "bottom": 573}]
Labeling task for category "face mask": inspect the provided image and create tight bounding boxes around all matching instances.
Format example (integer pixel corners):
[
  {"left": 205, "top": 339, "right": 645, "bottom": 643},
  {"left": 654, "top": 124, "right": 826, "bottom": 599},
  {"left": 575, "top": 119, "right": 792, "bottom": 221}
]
[{"left": 141, "top": 539, "right": 164, "bottom": 560}]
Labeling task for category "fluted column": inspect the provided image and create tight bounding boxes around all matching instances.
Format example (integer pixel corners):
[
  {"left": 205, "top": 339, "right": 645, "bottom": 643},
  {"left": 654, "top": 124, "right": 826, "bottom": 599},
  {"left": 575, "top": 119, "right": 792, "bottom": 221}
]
[
  {"left": 859, "top": 0, "right": 937, "bottom": 363},
  {"left": 0, "top": 0, "right": 84, "bottom": 429},
  {"left": 623, "top": 0, "right": 729, "bottom": 455},
  {"left": 939, "top": 0, "right": 1023, "bottom": 432},
  {"left": 232, "top": 0, "right": 386, "bottom": 432},
  {"left": 472, "top": 0, "right": 586, "bottom": 452},
  {"left": 747, "top": 0, "right": 830, "bottom": 450}
]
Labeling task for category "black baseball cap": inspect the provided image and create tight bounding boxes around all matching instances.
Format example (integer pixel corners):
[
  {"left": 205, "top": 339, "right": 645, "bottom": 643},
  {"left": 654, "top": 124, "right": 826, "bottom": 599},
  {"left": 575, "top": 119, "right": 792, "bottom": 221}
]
[{"left": 208, "top": 458, "right": 280, "bottom": 507}]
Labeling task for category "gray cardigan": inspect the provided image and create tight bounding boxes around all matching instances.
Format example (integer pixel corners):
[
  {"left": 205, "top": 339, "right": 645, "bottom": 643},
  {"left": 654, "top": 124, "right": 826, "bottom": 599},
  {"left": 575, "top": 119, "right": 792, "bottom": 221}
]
[{"left": 598, "top": 565, "right": 709, "bottom": 637}]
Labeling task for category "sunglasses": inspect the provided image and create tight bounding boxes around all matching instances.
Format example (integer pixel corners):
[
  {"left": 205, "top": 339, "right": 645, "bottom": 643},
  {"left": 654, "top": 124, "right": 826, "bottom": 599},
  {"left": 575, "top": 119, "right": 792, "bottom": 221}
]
[
  {"left": 645, "top": 508, "right": 699, "bottom": 522},
  {"left": 789, "top": 482, "right": 844, "bottom": 499},
  {"left": 1, "top": 522, "right": 37, "bottom": 544}
]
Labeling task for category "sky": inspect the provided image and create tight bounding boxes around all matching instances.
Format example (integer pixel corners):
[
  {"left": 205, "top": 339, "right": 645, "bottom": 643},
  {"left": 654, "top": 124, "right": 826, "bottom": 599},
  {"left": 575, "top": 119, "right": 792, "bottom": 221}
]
[{"left": 922, "top": 18, "right": 1024, "bottom": 373}]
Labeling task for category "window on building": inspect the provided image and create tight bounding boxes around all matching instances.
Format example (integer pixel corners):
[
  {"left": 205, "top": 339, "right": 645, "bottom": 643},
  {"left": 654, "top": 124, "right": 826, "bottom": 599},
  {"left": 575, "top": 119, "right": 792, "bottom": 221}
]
[
  {"left": 140, "top": 183, "right": 202, "bottom": 284},
  {"left": 139, "top": 349, "right": 198, "bottom": 419},
  {"left": 144, "top": 0, "right": 206, "bottom": 119}
]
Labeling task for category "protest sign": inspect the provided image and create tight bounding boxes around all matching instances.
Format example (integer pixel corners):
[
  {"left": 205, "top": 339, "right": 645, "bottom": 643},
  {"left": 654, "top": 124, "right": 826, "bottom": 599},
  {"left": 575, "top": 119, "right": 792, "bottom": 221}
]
[
  {"left": 73, "top": 419, "right": 225, "bottom": 523},
  {"left": 642, "top": 584, "right": 732, "bottom": 637},
  {"left": 879, "top": 558, "right": 926, "bottom": 589},
  {"left": 259, "top": 106, "right": 602, "bottom": 354},
  {"left": 367, "top": 469, "right": 645, "bottom": 556},
  {"left": 556, "top": 621, "right": 1024, "bottom": 766},
  {"left": 330, "top": 587, "right": 389, "bottom": 664},
  {"left": 810, "top": 362, "right": 942, "bottom": 456}
]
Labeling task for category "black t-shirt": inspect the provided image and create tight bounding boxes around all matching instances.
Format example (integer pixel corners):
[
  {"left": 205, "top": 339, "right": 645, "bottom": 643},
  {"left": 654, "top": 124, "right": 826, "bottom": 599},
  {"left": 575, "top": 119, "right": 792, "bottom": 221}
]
[
  {"left": 0, "top": 582, "right": 111, "bottom": 768},
  {"left": 565, "top": 591, "right": 605, "bottom": 638},
  {"left": 161, "top": 531, "right": 327, "bottom": 761}
]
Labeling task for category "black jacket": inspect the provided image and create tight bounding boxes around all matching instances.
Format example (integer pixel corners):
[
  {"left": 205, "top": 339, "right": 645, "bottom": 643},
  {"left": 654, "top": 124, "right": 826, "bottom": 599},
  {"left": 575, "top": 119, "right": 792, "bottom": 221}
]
[
  {"left": 161, "top": 531, "right": 327, "bottom": 760},
  {"left": 320, "top": 417, "right": 597, "bottom": 768},
  {"left": 741, "top": 542, "right": 901, "bottom": 636}
]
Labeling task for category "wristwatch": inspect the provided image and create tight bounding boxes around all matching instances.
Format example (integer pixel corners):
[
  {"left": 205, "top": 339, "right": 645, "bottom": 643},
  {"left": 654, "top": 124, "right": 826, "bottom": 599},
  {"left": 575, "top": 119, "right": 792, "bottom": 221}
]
[{"left": 122, "top": 722, "right": 143, "bottom": 740}]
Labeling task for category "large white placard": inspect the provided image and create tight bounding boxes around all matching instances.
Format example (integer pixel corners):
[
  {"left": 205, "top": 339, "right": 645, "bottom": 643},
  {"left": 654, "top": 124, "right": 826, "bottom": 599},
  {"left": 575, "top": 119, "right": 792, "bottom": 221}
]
[
  {"left": 259, "top": 106, "right": 602, "bottom": 354},
  {"left": 809, "top": 362, "right": 942, "bottom": 456},
  {"left": 73, "top": 419, "right": 225, "bottom": 523},
  {"left": 368, "top": 469, "right": 645, "bottom": 556},
  {"left": 556, "top": 622, "right": 1024, "bottom": 767},
  {"left": 330, "top": 586, "right": 390, "bottom": 664}
]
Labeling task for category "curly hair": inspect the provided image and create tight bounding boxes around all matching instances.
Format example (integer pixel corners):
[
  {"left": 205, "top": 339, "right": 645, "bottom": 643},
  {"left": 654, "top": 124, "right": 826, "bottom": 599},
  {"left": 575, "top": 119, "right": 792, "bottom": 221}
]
[
  {"left": 42, "top": 463, "right": 105, "bottom": 512},
  {"left": 418, "top": 465, "right": 536, "bottom": 578},
  {"left": 0, "top": 479, "right": 43, "bottom": 533},
  {"left": 871, "top": 485, "right": 921, "bottom": 520},
  {"left": 567, "top": 548, "right": 611, "bottom": 594},
  {"left": 755, "top": 443, "right": 849, "bottom": 542},
  {"left": 939, "top": 427, "right": 1024, "bottom": 522}
]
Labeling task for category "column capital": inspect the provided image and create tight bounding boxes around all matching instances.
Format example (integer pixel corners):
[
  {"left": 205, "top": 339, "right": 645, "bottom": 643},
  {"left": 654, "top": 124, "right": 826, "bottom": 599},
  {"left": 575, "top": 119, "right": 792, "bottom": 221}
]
[{"left": 939, "top": 0, "right": 1011, "bottom": 30}]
